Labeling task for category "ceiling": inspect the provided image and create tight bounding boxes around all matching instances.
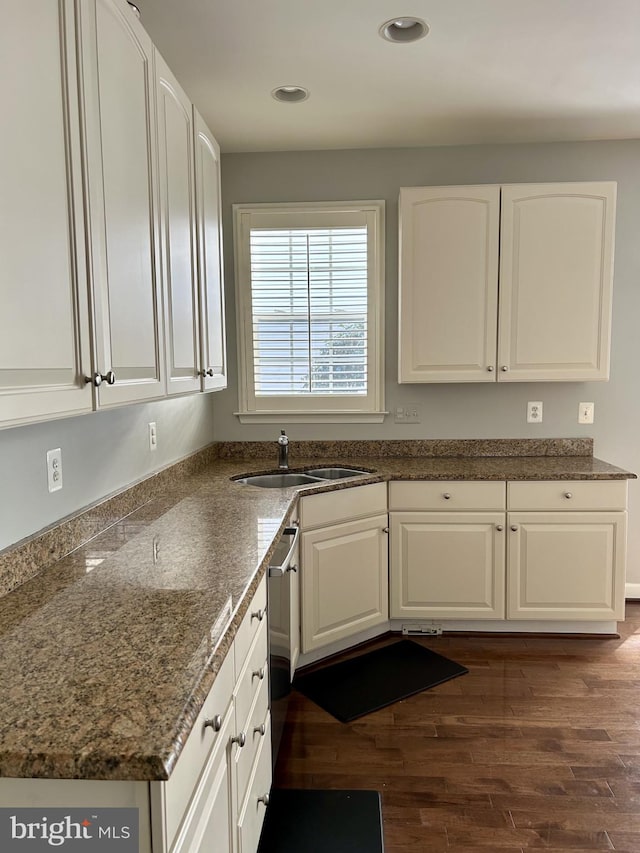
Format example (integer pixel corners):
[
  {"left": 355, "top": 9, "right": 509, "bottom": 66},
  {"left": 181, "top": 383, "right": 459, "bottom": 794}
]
[{"left": 136, "top": 0, "right": 640, "bottom": 154}]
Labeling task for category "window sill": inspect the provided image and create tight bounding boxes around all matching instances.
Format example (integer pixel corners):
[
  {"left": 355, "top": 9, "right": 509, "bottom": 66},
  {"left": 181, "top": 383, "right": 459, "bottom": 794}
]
[{"left": 235, "top": 411, "right": 388, "bottom": 424}]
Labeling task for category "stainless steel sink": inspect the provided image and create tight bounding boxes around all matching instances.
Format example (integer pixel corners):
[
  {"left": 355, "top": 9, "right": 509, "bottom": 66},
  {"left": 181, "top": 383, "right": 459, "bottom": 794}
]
[
  {"left": 235, "top": 472, "right": 323, "bottom": 488},
  {"left": 304, "top": 467, "right": 369, "bottom": 480}
]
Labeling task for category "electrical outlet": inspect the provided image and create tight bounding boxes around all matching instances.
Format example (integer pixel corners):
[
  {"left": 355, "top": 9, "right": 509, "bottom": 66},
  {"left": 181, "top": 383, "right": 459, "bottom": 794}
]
[
  {"left": 46, "top": 448, "right": 63, "bottom": 493},
  {"left": 148, "top": 422, "right": 157, "bottom": 451},
  {"left": 527, "top": 401, "right": 543, "bottom": 423},
  {"left": 394, "top": 404, "right": 421, "bottom": 424},
  {"left": 578, "top": 402, "right": 595, "bottom": 424}
]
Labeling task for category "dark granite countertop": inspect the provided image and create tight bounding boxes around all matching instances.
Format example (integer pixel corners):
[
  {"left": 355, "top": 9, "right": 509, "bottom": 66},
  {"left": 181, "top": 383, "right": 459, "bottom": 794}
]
[{"left": 0, "top": 442, "right": 634, "bottom": 782}]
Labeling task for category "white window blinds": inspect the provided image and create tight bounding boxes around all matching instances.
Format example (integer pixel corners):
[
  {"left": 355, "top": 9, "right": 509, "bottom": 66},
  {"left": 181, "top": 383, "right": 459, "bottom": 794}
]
[
  {"left": 233, "top": 201, "right": 385, "bottom": 423},
  {"left": 249, "top": 227, "right": 368, "bottom": 396}
]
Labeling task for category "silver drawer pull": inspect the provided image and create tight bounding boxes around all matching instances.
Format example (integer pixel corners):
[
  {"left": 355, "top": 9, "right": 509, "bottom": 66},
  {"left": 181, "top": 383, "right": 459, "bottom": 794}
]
[
  {"left": 496, "top": 525, "right": 504, "bottom": 532},
  {"left": 286, "top": 564, "right": 298, "bottom": 573},
  {"left": 486, "top": 365, "right": 494, "bottom": 372},
  {"left": 443, "top": 493, "right": 451, "bottom": 500},
  {"left": 510, "top": 525, "right": 518, "bottom": 532},
  {"left": 501, "top": 365, "right": 509, "bottom": 372},
  {"left": 253, "top": 723, "right": 266, "bottom": 737},
  {"left": 204, "top": 714, "right": 222, "bottom": 732},
  {"left": 382, "top": 527, "right": 389, "bottom": 533},
  {"left": 564, "top": 492, "right": 573, "bottom": 499},
  {"left": 251, "top": 609, "right": 265, "bottom": 622},
  {"left": 252, "top": 667, "right": 265, "bottom": 681},
  {"left": 231, "top": 732, "right": 246, "bottom": 748},
  {"left": 258, "top": 793, "right": 270, "bottom": 807}
]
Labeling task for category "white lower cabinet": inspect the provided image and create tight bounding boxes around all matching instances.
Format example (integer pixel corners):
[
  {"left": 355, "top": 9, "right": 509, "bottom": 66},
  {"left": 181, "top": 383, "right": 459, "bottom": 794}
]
[
  {"left": 389, "top": 480, "right": 628, "bottom": 625},
  {"left": 299, "top": 483, "right": 389, "bottom": 654}
]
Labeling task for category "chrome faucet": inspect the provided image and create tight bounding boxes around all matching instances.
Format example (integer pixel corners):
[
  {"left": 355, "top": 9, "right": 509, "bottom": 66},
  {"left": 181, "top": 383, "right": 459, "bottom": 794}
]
[{"left": 277, "top": 430, "right": 289, "bottom": 469}]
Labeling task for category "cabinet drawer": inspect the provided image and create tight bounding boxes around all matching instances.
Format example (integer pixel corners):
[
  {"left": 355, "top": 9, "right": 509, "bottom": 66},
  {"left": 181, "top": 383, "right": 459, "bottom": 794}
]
[
  {"left": 389, "top": 480, "right": 506, "bottom": 511},
  {"left": 237, "top": 715, "right": 272, "bottom": 853},
  {"left": 235, "top": 692, "right": 269, "bottom": 815},
  {"left": 508, "top": 480, "right": 628, "bottom": 511},
  {"left": 233, "top": 619, "right": 268, "bottom": 738},
  {"left": 164, "top": 644, "right": 235, "bottom": 849},
  {"left": 299, "top": 482, "right": 387, "bottom": 529},
  {"left": 234, "top": 577, "right": 267, "bottom": 681}
]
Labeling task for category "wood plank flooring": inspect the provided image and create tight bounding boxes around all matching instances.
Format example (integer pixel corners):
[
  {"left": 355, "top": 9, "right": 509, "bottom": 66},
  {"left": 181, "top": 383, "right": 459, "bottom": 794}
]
[{"left": 274, "top": 604, "right": 640, "bottom": 852}]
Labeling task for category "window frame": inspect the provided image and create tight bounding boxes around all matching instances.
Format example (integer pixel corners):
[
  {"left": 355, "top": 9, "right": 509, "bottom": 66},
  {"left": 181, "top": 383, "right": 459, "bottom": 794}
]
[{"left": 233, "top": 200, "right": 386, "bottom": 423}]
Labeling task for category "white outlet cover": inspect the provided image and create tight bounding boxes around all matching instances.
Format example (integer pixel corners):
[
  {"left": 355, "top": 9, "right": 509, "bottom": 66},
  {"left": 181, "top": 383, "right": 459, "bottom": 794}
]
[
  {"left": 46, "top": 448, "right": 63, "bottom": 492},
  {"left": 527, "top": 401, "right": 543, "bottom": 423}
]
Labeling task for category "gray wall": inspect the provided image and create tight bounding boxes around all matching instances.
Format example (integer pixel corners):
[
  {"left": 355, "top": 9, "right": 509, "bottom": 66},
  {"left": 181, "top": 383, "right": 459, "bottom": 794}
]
[
  {"left": 218, "top": 139, "right": 640, "bottom": 583},
  {"left": 0, "top": 394, "right": 215, "bottom": 552}
]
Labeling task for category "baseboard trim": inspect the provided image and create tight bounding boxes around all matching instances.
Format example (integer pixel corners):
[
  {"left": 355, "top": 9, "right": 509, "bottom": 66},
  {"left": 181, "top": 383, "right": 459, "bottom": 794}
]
[{"left": 626, "top": 582, "right": 640, "bottom": 600}]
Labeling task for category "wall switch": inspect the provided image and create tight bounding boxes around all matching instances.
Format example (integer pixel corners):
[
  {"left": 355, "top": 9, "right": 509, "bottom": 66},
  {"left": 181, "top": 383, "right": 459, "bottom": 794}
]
[
  {"left": 578, "top": 402, "right": 595, "bottom": 424},
  {"left": 148, "top": 422, "right": 157, "bottom": 451},
  {"left": 394, "top": 404, "right": 421, "bottom": 424},
  {"left": 46, "top": 448, "right": 63, "bottom": 493},
  {"left": 527, "top": 401, "right": 543, "bottom": 423}
]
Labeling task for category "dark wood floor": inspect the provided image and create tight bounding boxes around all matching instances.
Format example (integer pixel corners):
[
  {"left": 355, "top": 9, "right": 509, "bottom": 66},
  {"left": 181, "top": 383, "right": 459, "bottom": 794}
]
[{"left": 274, "top": 603, "right": 640, "bottom": 852}]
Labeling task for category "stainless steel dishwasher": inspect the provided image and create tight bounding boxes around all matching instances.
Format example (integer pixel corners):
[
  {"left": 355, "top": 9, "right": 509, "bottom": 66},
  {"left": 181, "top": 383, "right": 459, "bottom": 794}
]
[{"left": 268, "top": 520, "right": 299, "bottom": 770}]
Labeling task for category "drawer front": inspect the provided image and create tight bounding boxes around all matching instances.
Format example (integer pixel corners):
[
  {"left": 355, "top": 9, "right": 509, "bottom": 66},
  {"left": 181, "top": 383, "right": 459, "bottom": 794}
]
[
  {"left": 389, "top": 480, "right": 506, "bottom": 511},
  {"left": 233, "top": 618, "right": 268, "bottom": 738},
  {"left": 237, "top": 715, "right": 272, "bottom": 853},
  {"left": 234, "top": 577, "right": 267, "bottom": 681},
  {"left": 235, "top": 692, "right": 269, "bottom": 815},
  {"left": 300, "top": 482, "right": 387, "bottom": 529},
  {"left": 508, "top": 480, "right": 628, "bottom": 512},
  {"left": 165, "top": 644, "right": 235, "bottom": 849}
]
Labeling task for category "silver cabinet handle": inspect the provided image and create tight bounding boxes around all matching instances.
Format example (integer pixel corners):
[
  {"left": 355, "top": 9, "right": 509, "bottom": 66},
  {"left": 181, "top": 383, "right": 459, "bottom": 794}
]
[
  {"left": 486, "top": 365, "right": 494, "bottom": 372},
  {"left": 253, "top": 723, "right": 266, "bottom": 737},
  {"left": 252, "top": 667, "right": 265, "bottom": 681},
  {"left": 258, "top": 793, "right": 270, "bottom": 807},
  {"left": 510, "top": 525, "right": 518, "bottom": 532},
  {"left": 496, "top": 525, "right": 504, "bottom": 532},
  {"left": 205, "top": 368, "right": 215, "bottom": 377},
  {"left": 382, "top": 527, "right": 389, "bottom": 533},
  {"left": 443, "top": 493, "right": 451, "bottom": 500},
  {"left": 286, "top": 564, "right": 298, "bottom": 573},
  {"left": 501, "top": 365, "right": 509, "bottom": 372},
  {"left": 231, "top": 732, "right": 246, "bottom": 748},
  {"left": 204, "top": 714, "right": 222, "bottom": 732},
  {"left": 564, "top": 492, "right": 573, "bottom": 499},
  {"left": 85, "top": 370, "right": 116, "bottom": 387},
  {"left": 251, "top": 609, "right": 265, "bottom": 622}
]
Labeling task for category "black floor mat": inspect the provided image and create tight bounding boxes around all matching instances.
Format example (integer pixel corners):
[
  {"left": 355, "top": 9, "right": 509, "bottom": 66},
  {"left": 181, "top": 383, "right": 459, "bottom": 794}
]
[
  {"left": 293, "top": 639, "right": 468, "bottom": 722},
  {"left": 257, "top": 789, "right": 384, "bottom": 853}
]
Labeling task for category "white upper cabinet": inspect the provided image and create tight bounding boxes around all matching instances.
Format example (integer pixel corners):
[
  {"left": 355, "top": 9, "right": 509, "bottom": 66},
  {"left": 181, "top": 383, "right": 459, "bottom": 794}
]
[
  {"left": 399, "top": 181, "right": 616, "bottom": 383},
  {"left": 77, "top": 0, "right": 165, "bottom": 406},
  {"left": 399, "top": 185, "right": 500, "bottom": 382},
  {"left": 498, "top": 183, "right": 616, "bottom": 381},
  {"left": 0, "top": 0, "right": 93, "bottom": 428},
  {"left": 155, "top": 51, "right": 202, "bottom": 396},
  {"left": 193, "top": 111, "right": 227, "bottom": 392}
]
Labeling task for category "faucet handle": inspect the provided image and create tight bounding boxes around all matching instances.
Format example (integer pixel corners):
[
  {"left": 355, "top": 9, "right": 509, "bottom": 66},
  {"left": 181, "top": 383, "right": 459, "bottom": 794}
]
[{"left": 278, "top": 429, "right": 289, "bottom": 445}]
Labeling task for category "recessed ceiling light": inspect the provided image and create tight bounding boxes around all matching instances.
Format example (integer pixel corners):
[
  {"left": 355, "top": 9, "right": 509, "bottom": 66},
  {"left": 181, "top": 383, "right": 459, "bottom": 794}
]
[
  {"left": 271, "top": 86, "right": 310, "bottom": 103},
  {"left": 379, "top": 17, "right": 429, "bottom": 43}
]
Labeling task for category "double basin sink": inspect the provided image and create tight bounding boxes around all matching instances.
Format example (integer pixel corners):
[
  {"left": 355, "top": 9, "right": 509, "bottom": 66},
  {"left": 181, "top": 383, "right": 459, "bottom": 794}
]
[{"left": 235, "top": 467, "right": 371, "bottom": 489}]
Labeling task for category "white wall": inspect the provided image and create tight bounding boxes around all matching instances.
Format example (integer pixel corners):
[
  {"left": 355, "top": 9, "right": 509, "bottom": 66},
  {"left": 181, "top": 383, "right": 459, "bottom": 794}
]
[
  {"left": 218, "top": 139, "right": 640, "bottom": 581},
  {"left": 0, "top": 394, "right": 215, "bottom": 552}
]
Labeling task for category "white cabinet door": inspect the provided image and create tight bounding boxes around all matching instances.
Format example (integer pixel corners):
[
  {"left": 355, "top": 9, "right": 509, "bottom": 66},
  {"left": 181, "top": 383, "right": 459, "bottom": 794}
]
[
  {"left": 155, "top": 52, "right": 201, "bottom": 396},
  {"left": 193, "top": 111, "right": 227, "bottom": 392},
  {"left": 301, "top": 514, "right": 389, "bottom": 653},
  {"left": 78, "top": 0, "right": 165, "bottom": 406},
  {"left": 390, "top": 512, "right": 506, "bottom": 620},
  {"left": 398, "top": 185, "right": 500, "bottom": 382},
  {"left": 498, "top": 182, "right": 616, "bottom": 381},
  {"left": 507, "top": 511, "right": 627, "bottom": 620},
  {"left": 171, "top": 710, "right": 234, "bottom": 853},
  {"left": 0, "top": 0, "right": 93, "bottom": 428}
]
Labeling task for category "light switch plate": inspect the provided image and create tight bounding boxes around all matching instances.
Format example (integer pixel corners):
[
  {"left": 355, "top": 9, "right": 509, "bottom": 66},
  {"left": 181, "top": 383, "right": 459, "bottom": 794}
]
[{"left": 578, "top": 402, "right": 595, "bottom": 424}]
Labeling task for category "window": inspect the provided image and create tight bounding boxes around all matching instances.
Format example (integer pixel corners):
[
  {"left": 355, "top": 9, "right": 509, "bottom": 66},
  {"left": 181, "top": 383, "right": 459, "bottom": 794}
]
[{"left": 233, "top": 201, "right": 385, "bottom": 422}]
